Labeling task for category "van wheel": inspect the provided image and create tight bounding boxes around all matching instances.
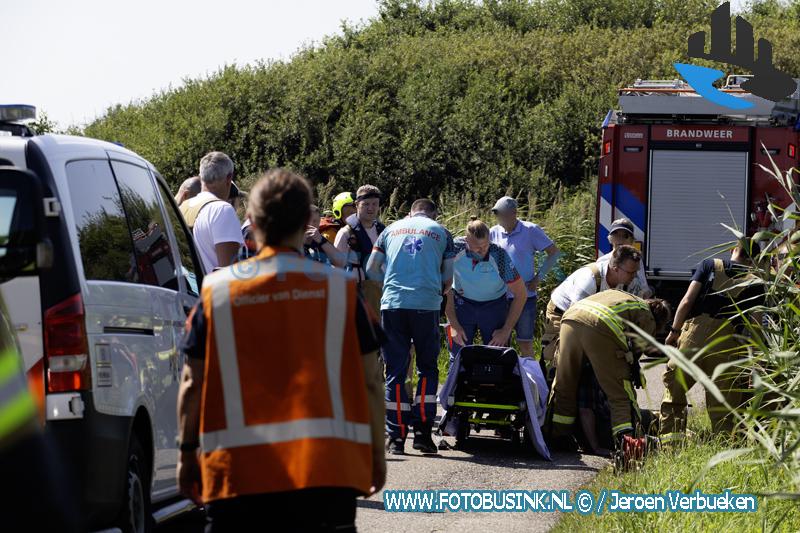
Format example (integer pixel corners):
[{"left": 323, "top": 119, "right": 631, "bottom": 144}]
[{"left": 117, "top": 436, "right": 152, "bottom": 533}]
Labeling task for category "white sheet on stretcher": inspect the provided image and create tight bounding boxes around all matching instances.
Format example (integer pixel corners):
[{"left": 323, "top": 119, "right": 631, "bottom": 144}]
[{"left": 437, "top": 350, "right": 552, "bottom": 461}]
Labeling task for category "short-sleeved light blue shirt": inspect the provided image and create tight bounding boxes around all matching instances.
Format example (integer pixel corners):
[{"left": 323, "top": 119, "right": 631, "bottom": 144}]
[
  {"left": 373, "top": 214, "right": 456, "bottom": 311},
  {"left": 452, "top": 239, "right": 520, "bottom": 302},
  {"left": 490, "top": 220, "right": 554, "bottom": 298}
]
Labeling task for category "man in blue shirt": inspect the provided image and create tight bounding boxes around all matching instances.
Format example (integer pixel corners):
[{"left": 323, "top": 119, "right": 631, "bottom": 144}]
[
  {"left": 490, "top": 197, "right": 560, "bottom": 358},
  {"left": 446, "top": 219, "right": 528, "bottom": 363},
  {"left": 367, "top": 199, "right": 455, "bottom": 455}
]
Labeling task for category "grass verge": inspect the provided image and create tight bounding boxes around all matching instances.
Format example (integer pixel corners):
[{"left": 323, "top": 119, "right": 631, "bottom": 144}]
[{"left": 552, "top": 417, "right": 800, "bottom": 532}]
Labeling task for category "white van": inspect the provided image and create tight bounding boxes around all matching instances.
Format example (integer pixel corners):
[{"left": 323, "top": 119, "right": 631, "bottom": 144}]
[{"left": 0, "top": 114, "right": 204, "bottom": 532}]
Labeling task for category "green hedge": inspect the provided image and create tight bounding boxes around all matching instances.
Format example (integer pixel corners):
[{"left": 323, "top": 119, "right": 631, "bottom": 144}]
[{"left": 82, "top": 0, "right": 800, "bottom": 207}]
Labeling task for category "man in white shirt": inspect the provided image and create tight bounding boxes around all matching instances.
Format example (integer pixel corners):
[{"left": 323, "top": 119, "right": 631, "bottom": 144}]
[
  {"left": 543, "top": 245, "right": 641, "bottom": 365},
  {"left": 549, "top": 245, "right": 641, "bottom": 315},
  {"left": 179, "top": 152, "right": 243, "bottom": 273},
  {"left": 595, "top": 218, "right": 652, "bottom": 298}
]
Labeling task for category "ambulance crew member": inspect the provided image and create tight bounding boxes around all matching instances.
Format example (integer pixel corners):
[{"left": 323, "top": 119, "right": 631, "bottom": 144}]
[
  {"left": 596, "top": 218, "right": 652, "bottom": 298},
  {"left": 659, "top": 240, "right": 764, "bottom": 442},
  {"left": 445, "top": 219, "right": 527, "bottom": 363},
  {"left": 548, "top": 290, "right": 671, "bottom": 451},
  {"left": 366, "top": 199, "right": 455, "bottom": 456},
  {"left": 490, "top": 196, "right": 560, "bottom": 359},
  {"left": 542, "top": 245, "right": 642, "bottom": 363},
  {"left": 176, "top": 169, "right": 386, "bottom": 532}
]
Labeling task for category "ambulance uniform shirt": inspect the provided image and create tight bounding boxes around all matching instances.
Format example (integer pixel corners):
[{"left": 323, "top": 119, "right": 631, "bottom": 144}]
[
  {"left": 452, "top": 238, "right": 520, "bottom": 302},
  {"left": 688, "top": 258, "right": 765, "bottom": 320},
  {"left": 373, "top": 214, "right": 456, "bottom": 311},
  {"left": 181, "top": 282, "right": 383, "bottom": 361}
]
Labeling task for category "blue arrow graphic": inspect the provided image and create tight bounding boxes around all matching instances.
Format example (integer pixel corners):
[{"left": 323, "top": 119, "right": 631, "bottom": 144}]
[{"left": 674, "top": 63, "right": 754, "bottom": 110}]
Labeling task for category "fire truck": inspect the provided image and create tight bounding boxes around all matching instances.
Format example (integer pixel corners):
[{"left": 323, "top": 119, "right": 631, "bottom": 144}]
[{"left": 596, "top": 75, "right": 800, "bottom": 302}]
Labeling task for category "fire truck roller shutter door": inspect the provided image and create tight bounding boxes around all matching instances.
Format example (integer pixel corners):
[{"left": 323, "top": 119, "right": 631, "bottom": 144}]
[{"left": 647, "top": 150, "right": 748, "bottom": 275}]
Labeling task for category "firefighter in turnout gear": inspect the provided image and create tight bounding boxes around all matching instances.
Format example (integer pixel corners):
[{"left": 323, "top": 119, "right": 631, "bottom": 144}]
[
  {"left": 177, "top": 169, "right": 386, "bottom": 531},
  {"left": 547, "top": 290, "right": 671, "bottom": 453},
  {"left": 659, "top": 241, "right": 765, "bottom": 443}
]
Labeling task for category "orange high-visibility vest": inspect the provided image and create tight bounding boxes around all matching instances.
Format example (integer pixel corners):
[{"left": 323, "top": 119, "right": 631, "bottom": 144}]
[{"left": 198, "top": 247, "right": 372, "bottom": 502}]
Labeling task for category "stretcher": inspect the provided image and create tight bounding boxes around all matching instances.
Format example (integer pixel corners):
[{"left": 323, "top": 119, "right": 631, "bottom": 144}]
[{"left": 438, "top": 345, "right": 551, "bottom": 460}]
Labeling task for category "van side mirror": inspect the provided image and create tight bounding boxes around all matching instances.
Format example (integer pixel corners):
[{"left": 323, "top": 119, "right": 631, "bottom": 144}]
[{"left": 0, "top": 166, "right": 52, "bottom": 280}]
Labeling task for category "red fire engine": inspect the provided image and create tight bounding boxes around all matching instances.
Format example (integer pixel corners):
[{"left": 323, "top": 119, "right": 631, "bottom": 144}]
[{"left": 596, "top": 75, "right": 800, "bottom": 301}]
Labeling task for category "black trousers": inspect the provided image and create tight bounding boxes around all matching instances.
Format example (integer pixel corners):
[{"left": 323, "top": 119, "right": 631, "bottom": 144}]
[{"left": 206, "top": 487, "right": 359, "bottom": 532}]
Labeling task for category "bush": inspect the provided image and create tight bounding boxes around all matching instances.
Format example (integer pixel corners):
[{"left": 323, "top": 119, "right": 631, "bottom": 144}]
[{"left": 81, "top": 1, "right": 800, "bottom": 211}]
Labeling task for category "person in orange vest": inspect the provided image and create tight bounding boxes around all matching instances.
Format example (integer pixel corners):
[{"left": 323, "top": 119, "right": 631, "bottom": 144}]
[{"left": 176, "top": 168, "right": 386, "bottom": 532}]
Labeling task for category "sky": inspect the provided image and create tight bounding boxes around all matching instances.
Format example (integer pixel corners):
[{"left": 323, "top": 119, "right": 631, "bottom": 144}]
[
  {"left": 0, "top": 0, "right": 380, "bottom": 129},
  {"left": 1, "top": 0, "right": 749, "bottom": 130}
]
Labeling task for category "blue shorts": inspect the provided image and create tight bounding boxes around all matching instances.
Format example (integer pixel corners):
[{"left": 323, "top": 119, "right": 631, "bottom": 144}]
[{"left": 513, "top": 297, "right": 537, "bottom": 342}]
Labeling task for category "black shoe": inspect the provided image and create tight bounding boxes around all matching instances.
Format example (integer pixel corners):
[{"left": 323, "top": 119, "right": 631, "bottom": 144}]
[
  {"left": 413, "top": 428, "right": 438, "bottom": 454},
  {"left": 386, "top": 437, "right": 405, "bottom": 455}
]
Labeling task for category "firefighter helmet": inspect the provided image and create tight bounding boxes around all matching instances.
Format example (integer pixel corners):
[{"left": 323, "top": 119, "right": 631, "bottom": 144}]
[{"left": 332, "top": 192, "right": 355, "bottom": 220}]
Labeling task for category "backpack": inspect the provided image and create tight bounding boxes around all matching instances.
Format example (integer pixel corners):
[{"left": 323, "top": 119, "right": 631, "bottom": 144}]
[{"left": 179, "top": 196, "right": 226, "bottom": 229}]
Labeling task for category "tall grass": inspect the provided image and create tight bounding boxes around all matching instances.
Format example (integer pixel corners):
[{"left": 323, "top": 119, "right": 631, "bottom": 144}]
[
  {"left": 621, "top": 158, "right": 800, "bottom": 528},
  {"left": 397, "top": 183, "right": 598, "bottom": 353},
  {"left": 553, "top": 414, "right": 800, "bottom": 532},
  {"left": 381, "top": 183, "right": 598, "bottom": 384}
]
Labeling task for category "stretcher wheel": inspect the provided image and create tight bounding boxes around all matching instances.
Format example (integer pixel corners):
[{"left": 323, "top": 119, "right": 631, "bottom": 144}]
[
  {"left": 522, "top": 417, "right": 535, "bottom": 451},
  {"left": 511, "top": 428, "right": 522, "bottom": 447}
]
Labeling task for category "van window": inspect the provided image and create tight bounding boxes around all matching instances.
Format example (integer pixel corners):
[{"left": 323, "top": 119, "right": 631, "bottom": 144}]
[
  {"left": 65, "top": 160, "right": 138, "bottom": 283},
  {"left": 155, "top": 181, "right": 200, "bottom": 296},
  {"left": 0, "top": 195, "right": 16, "bottom": 257},
  {"left": 111, "top": 161, "right": 178, "bottom": 291}
]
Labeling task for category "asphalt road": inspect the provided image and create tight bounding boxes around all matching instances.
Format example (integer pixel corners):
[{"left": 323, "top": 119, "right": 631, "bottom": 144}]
[
  {"left": 356, "top": 439, "right": 607, "bottom": 533},
  {"left": 637, "top": 360, "right": 706, "bottom": 412},
  {"left": 158, "top": 363, "right": 707, "bottom": 533}
]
